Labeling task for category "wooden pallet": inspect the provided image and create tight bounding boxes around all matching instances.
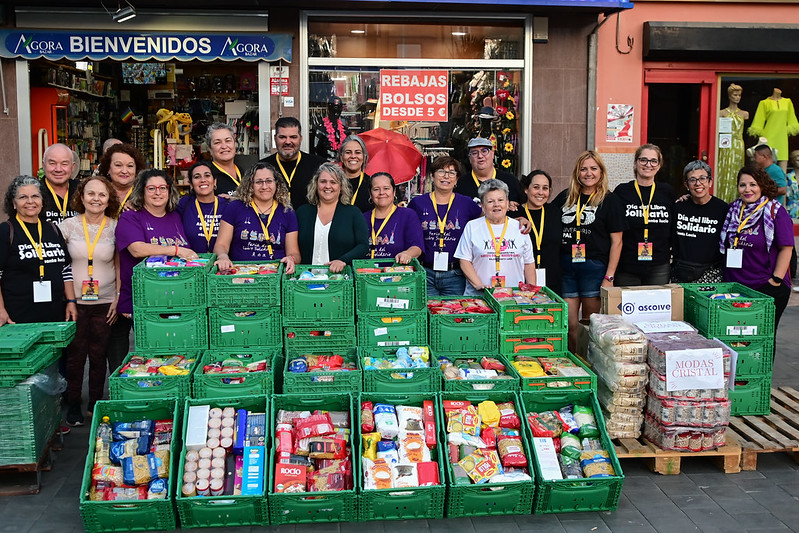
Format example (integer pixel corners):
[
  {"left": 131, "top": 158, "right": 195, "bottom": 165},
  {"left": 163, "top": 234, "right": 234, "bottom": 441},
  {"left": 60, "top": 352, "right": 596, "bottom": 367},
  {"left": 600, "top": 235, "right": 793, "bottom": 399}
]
[
  {"left": 0, "top": 432, "right": 61, "bottom": 496},
  {"left": 613, "top": 429, "right": 742, "bottom": 475},
  {"left": 727, "top": 386, "right": 799, "bottom": 471}
]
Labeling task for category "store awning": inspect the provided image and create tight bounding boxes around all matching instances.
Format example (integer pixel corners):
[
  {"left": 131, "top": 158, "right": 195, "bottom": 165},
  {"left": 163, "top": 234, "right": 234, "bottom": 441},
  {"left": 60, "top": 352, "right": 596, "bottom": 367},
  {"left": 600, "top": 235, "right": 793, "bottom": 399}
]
[
  {"left": 0, "top": 29, "right": 292, "bottom": 62},
  {"left": 344, "top": 0, "right": 633, "bottom": 7}
]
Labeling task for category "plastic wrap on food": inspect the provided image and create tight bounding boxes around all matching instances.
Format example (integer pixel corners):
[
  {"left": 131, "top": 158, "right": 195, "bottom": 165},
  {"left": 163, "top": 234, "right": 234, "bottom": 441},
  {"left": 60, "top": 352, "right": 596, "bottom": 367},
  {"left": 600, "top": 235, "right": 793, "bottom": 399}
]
[
  {"left": 648, "top": 369, "right": 729, "bottom": 402},
  {"left": 590, "top": 355, "right": 648, "bottom": 391},
  {"left": 597, "top": 378, "right": 647, "bottom": 408},
  {"left": 643, "top": 414, "right": 727, "bottom": 451},
  {"left": 647, "top": 332, "right": 732, "bottom": 375},
  {"left": 589, "top": 314, "right": 646, "bottom": 346},
  {"left": 589, "top": 346, "right": 648, "bottom": 377},
  {"left": 645, "top": 392, "right": 730, "bottom": 428}
]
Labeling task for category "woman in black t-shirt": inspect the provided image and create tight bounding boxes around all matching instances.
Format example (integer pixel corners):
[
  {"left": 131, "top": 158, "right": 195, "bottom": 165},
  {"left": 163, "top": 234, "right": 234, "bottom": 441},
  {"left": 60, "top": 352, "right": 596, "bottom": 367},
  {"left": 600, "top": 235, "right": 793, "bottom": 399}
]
[
  {"left": 519, "top": 170, "right": 562, "bottom": 296},
  {"left": 552, "top": 151, "right": 625, "bottom": 352}
]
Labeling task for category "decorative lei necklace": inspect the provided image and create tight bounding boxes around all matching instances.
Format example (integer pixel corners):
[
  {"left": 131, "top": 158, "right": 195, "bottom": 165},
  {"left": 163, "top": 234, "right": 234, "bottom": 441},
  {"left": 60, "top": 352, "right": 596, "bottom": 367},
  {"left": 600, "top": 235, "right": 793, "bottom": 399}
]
[{"left": 323, "top": 117, "right": 346, "bottom": 151}]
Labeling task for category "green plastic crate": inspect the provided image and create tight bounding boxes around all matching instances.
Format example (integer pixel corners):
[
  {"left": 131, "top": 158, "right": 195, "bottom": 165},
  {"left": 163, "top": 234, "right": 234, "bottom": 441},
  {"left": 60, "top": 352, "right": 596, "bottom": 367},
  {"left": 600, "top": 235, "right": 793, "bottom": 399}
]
[
  {"left": 499, "top": 330, "right": 568, "bottom": 356},
  {"left": 109, "top": 350, "right": 200, "bottom": 401},
  {"left": 519, "top": 389, "right": 624, "bottom": 514},
  {"left": 715, "top": 336, "right": 774, "bottom": 376},
  {"left": 428, "top": 297, "right": 498, "bottom": 353},
  {"left": 730, "top": 373, "right": 772, "bottom": 416},
  {"left": 4, "top": 321, "right": 76, "bottom": 346},
  {"left": 353, "top": 258, "right": 426, "bottom": 313},
  {"left": 357, "top": 311, "right": 428, "bottom": 347},
  {"left": 511, "top": 351, "right": 596, "bottom": 392},
  {"left": 438, "top": 353, "right": 521, "bottom": 392},
  {"left": 206, "top": 261, "right": 283, "bottom": 307},
  {"left": 486, "top": 286, "right": 568, "bottom": 333},
  {"left": 0, "top": 326, "right": 40, "bottom": 357},
  {"left": 0, "top": 345, "right": 60, "bottom": 388},
  {"left": 208, "top": 306, "right": 281, "bottom": 349},
  {"left": 358, "top": 392, "right": 445, "bottom": 521},
  {"left": 362, "top": 347, "right": 440, "bottom": 393},
  {"left": 682, "top": 282, "right": 776, "bottom": 338},
  {"left": 282, "top": 324, "right": 356, "bottom": 353},
  {"left": 441, "top": 391, "right": 535, "bottom": 517},
  {"left": 191, "top": 349, "right": 279, "bottom": 399},
  {"left": 133, "top": 307, "right": 209, "bottom": 350},
  {"left": 132, "top": 253, "right": 215, "bottom": 308},
  {"left": 281, "top": 264, "right": 355, "bottom": 326},
  {"left": 282, "top": 348, "right": 362, "bottom": 394},
  {"left": 79, "top": 398, "right": 179, "bottom": 533},
  {"left": 176, "top": 396, "right": 269, "bottom": 528},
  {"left": 268, "top": 393, "right": 357, "bottom": 525}
]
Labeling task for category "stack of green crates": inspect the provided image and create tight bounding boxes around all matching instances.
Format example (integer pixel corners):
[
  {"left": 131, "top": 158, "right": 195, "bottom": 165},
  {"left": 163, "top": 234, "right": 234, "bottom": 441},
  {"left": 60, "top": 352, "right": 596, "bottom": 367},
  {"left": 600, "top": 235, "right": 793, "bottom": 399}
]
[
  {"left": 485, "top": 286, "right": 569, "bottom": 355},
  {"left": 354, "top": 258, "right": 431, "bottom": 392},
  {"left": 682, "top": 282, "right": 775, "bottom": 415},
  {"left": 282, "top": 264, "right": 360, "bottom": 393}
]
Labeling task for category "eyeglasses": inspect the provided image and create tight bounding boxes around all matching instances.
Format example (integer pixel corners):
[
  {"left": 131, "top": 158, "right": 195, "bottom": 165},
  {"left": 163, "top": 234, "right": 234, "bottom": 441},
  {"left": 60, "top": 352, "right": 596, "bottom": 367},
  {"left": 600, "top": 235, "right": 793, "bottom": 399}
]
[
  {"left": 254, "top": 179, "right": 276, "bottom": 187},
  {"left": 469, "top": 148, "right": 492, "bottom": 157},
  {"left": 686, "top": 176, "right": 710, "bottom": 185},
  {"left": 145, "top": 185, "right": 169, "bottom": 193},
  {"left": 16, "top": 194, "right": 42, "bottom": 202},
  {"left": 435, "top": 169, "right": 458, "bottom": 177},
  {"left": 637, "top": 157, "right": 660, "bottom": 166}
]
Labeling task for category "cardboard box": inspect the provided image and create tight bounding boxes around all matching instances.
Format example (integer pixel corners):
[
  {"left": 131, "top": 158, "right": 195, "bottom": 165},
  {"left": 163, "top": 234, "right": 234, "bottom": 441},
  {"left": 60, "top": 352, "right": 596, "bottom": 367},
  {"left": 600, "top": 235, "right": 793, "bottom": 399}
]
[{"left": 601, "top": 284, "right": 684, "bottom": 322}]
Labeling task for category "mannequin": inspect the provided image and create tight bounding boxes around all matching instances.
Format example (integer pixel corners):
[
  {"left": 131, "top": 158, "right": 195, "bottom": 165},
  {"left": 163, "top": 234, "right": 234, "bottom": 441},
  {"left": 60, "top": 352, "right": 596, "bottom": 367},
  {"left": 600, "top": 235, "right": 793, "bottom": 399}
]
[
  {"left": 313, "top": 96, "right": 348, "bottom": 161},
  {"left": 749, "top": 88, "right": 799, "bottom": 173},
  {"left": 716, "top": 84, "right": 749, "bottom": 203}
]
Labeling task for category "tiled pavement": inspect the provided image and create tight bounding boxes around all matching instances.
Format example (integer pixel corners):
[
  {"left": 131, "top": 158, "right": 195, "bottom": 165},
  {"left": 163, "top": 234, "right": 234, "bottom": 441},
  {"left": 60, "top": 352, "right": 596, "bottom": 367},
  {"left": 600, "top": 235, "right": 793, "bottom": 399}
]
[{"left": 1, "top": 303, "right": 798, "bottom": 532}]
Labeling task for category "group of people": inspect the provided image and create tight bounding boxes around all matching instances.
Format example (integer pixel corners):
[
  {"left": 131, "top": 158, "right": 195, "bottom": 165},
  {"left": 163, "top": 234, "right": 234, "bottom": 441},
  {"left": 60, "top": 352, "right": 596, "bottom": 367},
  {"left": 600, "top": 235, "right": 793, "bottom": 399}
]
[{"left": 0, "top": 117, "right": 794, "bottom": 425}]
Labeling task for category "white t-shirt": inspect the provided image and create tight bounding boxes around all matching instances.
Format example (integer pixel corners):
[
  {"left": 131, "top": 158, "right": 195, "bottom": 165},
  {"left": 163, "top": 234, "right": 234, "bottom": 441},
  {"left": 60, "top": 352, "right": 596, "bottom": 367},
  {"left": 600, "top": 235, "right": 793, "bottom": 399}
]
[
  {"left": 312, "top": 215, "right": 331, "bottom": 265},
  {"left": 454, "top": 216, "right": 534, "bottom": 295}
]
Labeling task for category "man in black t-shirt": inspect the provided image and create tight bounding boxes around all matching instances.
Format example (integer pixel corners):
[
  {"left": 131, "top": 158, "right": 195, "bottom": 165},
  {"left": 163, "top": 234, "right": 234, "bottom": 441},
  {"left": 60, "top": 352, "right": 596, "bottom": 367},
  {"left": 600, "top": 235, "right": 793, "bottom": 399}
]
[
  {"left": 672, "top": 160, "right": 729, "bottom": 283},
  {"left": 259, "top": 117, "right": 324, "bottom": 209},
  {"left": 455, "top": 137, "right": 521, "bottom": 209},
  {"left": 41, "top": 143, "right": 79, "bottom": 225}
]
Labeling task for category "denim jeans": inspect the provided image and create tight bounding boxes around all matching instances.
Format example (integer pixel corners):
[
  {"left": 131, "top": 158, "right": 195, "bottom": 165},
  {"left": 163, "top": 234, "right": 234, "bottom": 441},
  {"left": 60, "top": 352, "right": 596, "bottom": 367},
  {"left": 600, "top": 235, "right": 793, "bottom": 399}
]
[{"left": 424, "top": 266, "right": 466, "bottom": 296}]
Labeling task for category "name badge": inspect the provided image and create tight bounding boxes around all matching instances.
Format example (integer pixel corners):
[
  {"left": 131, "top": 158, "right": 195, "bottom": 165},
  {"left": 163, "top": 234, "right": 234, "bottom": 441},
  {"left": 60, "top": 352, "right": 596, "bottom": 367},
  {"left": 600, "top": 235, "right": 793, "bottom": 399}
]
[
  {"left": 433, "top": 251, "right": 450, "bottom": 271},
  {"left": 535, "top": 268, "right": 547, "bottom": 287},
  {"left": 571, "top": 243, "right": 586, "bottom": 263},
  {"left": 82, "top": 280, "right": 100, "bottom": 301},
  {"left": 637, "top": 242, "right": 653, "bottom": 261},
  {"left": 726, "top": 249, "right": 743, "bottom": 268},
  {"left": 490, "top": 275, "right": 506, "bottom": 288},
  {"left": 33, "top": 280, "right": 52, "bottom": 303}
]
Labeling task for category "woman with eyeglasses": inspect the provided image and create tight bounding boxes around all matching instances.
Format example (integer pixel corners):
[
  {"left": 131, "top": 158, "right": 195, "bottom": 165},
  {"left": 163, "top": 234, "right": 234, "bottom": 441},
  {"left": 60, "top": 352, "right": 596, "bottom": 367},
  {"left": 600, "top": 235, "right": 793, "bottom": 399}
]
[
  {"left": 213, "top": 162, "right": 299, "bottom": 274},
  {"left": 363, "top": 172, "right": 423, "bottom": 264},
  {"left": 613, "top": 144, "right": 676, "bottom": 286},
  {"left": 671, "top": 161, "right": 729, "bottom": 283},
  {"left": 177, "top": 161, "right": 230, "bottom": 254},
  {"left": 338, "top": 135, "right": 372, "bottom": 213},
  {"left": 409, "top": 156, "right": 482, "bottom": 295}
]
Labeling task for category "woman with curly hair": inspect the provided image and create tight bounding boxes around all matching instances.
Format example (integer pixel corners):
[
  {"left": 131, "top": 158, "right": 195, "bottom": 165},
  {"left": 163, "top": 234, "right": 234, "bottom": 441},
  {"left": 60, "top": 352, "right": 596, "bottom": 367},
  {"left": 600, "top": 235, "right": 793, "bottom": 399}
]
[
  {"left": 214, "top": 161, "right": 299, "bottom": 274},
  {"left": 95, "top": 143, "right": 146, "bottom": 215}
]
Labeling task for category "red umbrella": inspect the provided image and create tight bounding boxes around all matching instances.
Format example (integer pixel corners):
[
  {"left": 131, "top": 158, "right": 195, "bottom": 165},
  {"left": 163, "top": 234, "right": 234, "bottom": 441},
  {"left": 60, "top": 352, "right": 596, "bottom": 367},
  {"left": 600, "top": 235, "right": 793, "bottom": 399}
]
[{"left": 358, "top": 127, "right": 422, "bottom": 184}]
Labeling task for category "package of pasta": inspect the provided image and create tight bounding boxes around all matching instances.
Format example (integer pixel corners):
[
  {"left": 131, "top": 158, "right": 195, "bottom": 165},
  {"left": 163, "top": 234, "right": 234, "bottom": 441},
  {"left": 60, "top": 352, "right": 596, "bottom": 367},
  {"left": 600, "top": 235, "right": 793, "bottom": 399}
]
[
  {"left": 308, "top": 436, "right": 347, "bottom": 459},
  {"left": 497, "top": 402, "right": 521, "bottom": 429},
  {"left": 580, "top": 450, "right": 616, "bottom": 478},
  {"left": 573, "top": 405, "right": 600, "bottom": 439},
  {"left": 477, "top": 401, "right": 500, "bottom": 428},
  {"left": 147, "top": 478, "right": 168, "bottom": 500},
  {"left": 361, "top": 402, "right": 375, "bottom": 433},
  {"left": 392, "top": 463, "right": 419, "bottom": 488},
  {"left": 398, "top": 432, "right": 431, "bottom": 463},
  {"left": 294, "top": 413, "right": 334, "bottom": 439},
  {"left": 121, "top": 452, "right": 167, "bottom": 486},
  {"left": 362, "top": 457, "right": 393, "bottom": 490},
  {"left": 496, "top": 435, "right": 527, "bottom": 467},
  {"left": 108, "top": 437, "right": 149, "bottom": 465},
  {"left": 319, "top": 410, "right": 350, "bottom": 429},
  {"left": 446, "top": 405, "right": 480, "bottom": 436},
  {"left": 294, "top": 437, "right": 310, "bottom": 456},
  {"left": 308, "top": 470, "right": 347, "bottom": 492},
  {"left": 526, "top": 411, "right": 563, "bottom": 438},
  {"left": 92, "top": 464, "right": 124, "bottom": 486},
  {"left": 560, "top": 433, "right": 582, "bottom": 460},
  {"left": 112, "top": 419, "right": 154, "bottom": 442},
  {"left": 373, "top": 403, "right": 400, "bottom": 439},
  {"left": 396, "top": 405, "right": 425, "bottom": 433},
  {"left": 277, "top": 409, "right": 310, "bottom": 424}
]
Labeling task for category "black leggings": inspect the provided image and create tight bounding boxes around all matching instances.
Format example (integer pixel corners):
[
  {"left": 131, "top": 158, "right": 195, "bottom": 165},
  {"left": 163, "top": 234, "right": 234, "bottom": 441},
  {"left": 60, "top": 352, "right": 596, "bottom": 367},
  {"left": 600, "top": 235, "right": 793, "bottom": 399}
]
[{"left": 755, "top": 281, "right": 791, "bottom": 332}]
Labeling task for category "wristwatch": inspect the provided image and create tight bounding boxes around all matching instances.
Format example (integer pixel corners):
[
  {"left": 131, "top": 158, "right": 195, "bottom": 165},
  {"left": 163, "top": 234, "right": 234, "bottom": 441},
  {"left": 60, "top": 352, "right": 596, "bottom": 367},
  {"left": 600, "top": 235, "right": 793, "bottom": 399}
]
[
  {"left": 771, "top": 275, "right": 783, "bottom": 284},
  {"left": 604, "top": 275, "right": 615, "bottom": 282}
]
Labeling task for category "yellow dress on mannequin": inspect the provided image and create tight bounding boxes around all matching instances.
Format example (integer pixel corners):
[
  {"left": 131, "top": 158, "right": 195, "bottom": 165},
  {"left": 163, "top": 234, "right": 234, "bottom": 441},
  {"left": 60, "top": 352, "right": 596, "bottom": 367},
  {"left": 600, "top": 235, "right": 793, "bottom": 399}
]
[{"left": 748, "top": 95, "right": 799, "bottom": 162}]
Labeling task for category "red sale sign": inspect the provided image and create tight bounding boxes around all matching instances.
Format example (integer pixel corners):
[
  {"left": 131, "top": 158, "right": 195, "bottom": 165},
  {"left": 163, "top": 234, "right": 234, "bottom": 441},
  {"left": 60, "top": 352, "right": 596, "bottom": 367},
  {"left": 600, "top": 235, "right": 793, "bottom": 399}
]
[{"left": 380, "top": 69, "right": 449, "bottom": 122}]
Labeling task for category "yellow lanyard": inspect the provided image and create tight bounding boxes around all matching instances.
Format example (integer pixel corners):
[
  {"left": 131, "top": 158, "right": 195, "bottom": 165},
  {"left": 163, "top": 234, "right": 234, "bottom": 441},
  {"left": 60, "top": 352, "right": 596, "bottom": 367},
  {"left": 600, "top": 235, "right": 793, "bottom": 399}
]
[
  {"left": 486, "top": 217, "right": 509, "bottom": 275},
  {"left": 276, "top": 152, "right": 302, "bottom": 186},
  {"left": 575, "top": 192, "right": 595, "bottom": 242},
  {"left": 472, "top": 168, "right": 496, "bottom": 189},
  {"left": 16, "top": 215, "right": 45, "bottom": 279},
  {"left": 252, "top": 201, "right": 278, "bottom": 258},
  {"left": 733, "top": 199, "right": 768, "bottom": 248},
  {"left": 431, "top": 193, "right": 455, "bottom": 250},
  {"left": 117, "top": 187, "right": 132, "bottom": 216},
  {"left": 82, "top": 215, "right": 107, "bottom": 279},
  {"left": 370, "top": 205, "right": 397, "bottom": 259},
  {"left": 524, "top": 204, "right": 544, "bottom": 265},
  {"left": 195, "top": 197, "right": 219, "bottom": 250},
  {"left": 350, "top": 172, "right": 364, "bottom": 206},
  {"left": 634, "top": 181, "right": 656, "bottom": 241},
  {"left": 46, "top": 181, "right": 68, "bottom": 217},
  {"left": 212, "top": 162, "right": 241, "bottom": 186}
]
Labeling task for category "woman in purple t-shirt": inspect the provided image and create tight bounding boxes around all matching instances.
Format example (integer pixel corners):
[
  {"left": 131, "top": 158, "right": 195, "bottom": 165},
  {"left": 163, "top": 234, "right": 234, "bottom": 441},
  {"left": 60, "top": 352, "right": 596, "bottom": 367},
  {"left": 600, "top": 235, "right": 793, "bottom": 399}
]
[
  {"left": 214, "top": 162, "right": 299, "bottom": 274},
  {"left": 176, "top": 161, "right": 229, "bottom": 253},
  {"left": 720, "top": 165, "right": 793, "bottom": 329},
  {"left": 364, "top": 172, "right": 423, "bottom": 264}
]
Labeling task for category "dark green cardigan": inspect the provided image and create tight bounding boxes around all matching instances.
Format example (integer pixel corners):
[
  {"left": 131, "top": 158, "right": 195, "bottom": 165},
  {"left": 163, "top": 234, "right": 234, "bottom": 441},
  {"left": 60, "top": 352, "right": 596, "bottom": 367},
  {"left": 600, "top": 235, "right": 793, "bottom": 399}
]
[{"left": 296, "top": 202, "right": 369, "bottom": 265}]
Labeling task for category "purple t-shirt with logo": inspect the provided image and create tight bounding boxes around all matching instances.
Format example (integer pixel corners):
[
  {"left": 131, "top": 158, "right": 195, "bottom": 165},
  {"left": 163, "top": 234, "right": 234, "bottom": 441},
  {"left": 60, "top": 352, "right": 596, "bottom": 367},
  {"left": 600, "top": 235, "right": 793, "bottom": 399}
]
[
  {"left": 221, "top": 199, "right": 298, "bottom": 262},
  {"left": 116, "top": 209, "right": 189, "bottom": 314},
  {"left": 177, "top": 195, "right": 230, "bottom": 253},
  {"left": 363, "top": 206, "right": 424, "bottom": 259},
  {"left": 408, "top": 193, "right": 482, "bottom": 266}
]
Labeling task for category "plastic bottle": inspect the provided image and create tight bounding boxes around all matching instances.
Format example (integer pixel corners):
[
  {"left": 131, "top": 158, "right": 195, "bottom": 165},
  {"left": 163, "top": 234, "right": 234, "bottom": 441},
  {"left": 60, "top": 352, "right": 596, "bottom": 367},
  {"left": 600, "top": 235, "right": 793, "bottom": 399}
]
[{"left": 94, "top": 416, "right": 113, "bottom": 465}]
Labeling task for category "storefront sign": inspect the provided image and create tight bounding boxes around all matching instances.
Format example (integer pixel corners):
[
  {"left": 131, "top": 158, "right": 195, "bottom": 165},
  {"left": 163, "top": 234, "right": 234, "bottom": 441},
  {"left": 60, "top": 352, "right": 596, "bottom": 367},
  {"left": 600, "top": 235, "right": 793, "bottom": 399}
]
[
  {"left": 0, "top": 29, "right": 292, "bottom": 62},
  {"left": 665, "top": 348, "right": 725, "bottom": 391},
  {"left": 380, "top": 69, "right": 448, "bottom": 121},
  {"left": 619, "top": 288, "right": 672, "bottom": 323}
]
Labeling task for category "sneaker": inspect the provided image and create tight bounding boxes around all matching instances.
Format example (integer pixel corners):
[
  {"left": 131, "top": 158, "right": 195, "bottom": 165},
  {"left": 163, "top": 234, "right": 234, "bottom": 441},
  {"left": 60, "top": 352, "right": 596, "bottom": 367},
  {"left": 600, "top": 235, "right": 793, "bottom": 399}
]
[
  {"left": 59, "top": 423, "right": 71, "bottom": 435},
  {"left": 66, "top": 404, "right": 84, "bottom": 427}
]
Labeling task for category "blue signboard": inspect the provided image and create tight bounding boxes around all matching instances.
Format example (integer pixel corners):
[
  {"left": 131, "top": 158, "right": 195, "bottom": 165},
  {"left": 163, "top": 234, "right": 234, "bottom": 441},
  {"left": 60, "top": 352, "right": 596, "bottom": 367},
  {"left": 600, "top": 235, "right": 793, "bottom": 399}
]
[{"left": 0, "top": 29, "right": 293, "bottom": 62}]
